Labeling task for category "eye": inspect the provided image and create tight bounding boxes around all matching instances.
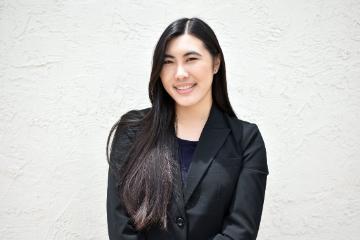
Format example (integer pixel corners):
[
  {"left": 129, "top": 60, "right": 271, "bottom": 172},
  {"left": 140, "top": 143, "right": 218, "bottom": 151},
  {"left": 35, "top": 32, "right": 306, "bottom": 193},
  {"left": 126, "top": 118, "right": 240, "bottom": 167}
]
[
  {"left": 187, "top": 58, "right": 197, "bottom": 62},
  {"left": 163, "top": 60, "right": 172, "bottom": 64}
]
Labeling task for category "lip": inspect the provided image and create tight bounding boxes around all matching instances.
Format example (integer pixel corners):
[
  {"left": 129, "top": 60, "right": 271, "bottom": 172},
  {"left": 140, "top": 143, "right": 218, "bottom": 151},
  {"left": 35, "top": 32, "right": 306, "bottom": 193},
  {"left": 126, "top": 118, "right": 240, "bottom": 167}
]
[
  {"left": 174, "top": 83, "right": 196, "bottom": 89},
  {"left": 174, "top": 83, "right": 196, "bottom": 95}
]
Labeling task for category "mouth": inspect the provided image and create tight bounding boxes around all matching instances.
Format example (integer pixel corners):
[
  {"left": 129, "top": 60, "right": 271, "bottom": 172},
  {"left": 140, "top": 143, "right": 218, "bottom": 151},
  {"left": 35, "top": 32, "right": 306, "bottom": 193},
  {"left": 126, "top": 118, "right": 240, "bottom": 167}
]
[{"left": 174, "top": 83, "right": 197, "bottom": 95}]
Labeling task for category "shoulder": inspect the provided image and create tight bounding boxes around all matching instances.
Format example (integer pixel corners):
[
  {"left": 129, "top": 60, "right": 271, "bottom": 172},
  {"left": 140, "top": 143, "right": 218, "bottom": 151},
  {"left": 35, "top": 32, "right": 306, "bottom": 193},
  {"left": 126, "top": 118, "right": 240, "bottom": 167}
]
[
  {"left": 227, "top": 115, "right": 268, "bottom": 174},
  {"left": 108, "top": 107, "right": 151, "bottom": 167},
  {"left": 113, "top": 106, "right": 151, "bottom": 140},
  {"left": 225, "top": 115, "right": 265, "bottom": 146}
]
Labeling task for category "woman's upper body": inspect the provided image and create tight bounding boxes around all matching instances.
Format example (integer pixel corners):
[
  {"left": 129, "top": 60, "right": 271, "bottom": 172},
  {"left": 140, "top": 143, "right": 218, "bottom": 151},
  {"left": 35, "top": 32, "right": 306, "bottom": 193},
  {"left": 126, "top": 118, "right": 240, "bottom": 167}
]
[
  {"left": 107, "top": 102, "right": 269, "bottom": 240},
  {"left": 106, "top": 17, "right": 269, "bottom": 240}
]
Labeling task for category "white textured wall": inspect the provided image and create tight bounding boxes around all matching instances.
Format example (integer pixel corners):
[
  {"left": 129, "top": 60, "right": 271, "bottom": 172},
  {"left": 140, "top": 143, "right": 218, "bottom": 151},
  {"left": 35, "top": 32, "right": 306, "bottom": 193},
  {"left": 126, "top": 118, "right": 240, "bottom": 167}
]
[{"left": 1, "top": 0, "right": 359, "bottom": 239}]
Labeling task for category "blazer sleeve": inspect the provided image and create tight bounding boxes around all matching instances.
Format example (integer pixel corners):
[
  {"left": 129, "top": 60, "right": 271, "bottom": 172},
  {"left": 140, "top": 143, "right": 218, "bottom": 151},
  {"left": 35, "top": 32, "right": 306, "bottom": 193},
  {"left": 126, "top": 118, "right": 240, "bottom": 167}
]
[
  {"left": 211, "top": 123, "right": 269, "bottom": 240},
  {"left": 107, "top": 113, "right": 145, "bottom": 240}
]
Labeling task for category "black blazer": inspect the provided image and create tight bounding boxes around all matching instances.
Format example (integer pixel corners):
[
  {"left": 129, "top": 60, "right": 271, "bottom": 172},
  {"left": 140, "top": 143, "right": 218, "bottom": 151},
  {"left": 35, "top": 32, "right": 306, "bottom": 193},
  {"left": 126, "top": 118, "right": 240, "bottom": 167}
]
[{"left": 107, "top": 103, "right": 269, "bottom": 240}]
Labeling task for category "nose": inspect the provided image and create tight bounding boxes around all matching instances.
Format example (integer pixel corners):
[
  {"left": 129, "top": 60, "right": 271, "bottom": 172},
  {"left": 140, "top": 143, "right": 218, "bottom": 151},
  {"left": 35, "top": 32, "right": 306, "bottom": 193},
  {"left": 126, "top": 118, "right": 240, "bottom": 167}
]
[{"left": 175, "top": 64, "right": 189, "bottom": 80}]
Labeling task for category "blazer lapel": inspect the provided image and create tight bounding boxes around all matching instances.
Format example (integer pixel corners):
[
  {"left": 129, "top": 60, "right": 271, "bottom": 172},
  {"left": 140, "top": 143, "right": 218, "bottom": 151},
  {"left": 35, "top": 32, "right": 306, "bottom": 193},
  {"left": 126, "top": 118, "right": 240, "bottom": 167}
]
[{"left": 183, "top": 103, "right": 230, "bottom": 206}]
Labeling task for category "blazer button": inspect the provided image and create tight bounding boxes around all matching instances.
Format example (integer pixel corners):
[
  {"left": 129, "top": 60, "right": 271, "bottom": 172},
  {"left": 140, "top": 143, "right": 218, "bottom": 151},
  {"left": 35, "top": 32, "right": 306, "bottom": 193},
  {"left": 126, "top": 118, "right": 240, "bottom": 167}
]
[{"left": 175, "top": 216, "right": 185, "bottom": 228}]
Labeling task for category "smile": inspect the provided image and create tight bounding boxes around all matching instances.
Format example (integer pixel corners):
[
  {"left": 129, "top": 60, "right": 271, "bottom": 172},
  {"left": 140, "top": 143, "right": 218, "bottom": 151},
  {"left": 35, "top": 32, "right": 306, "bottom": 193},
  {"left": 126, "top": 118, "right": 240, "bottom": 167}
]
[{"left": 174, "top": 83, "right": 196, "bottom": 95}]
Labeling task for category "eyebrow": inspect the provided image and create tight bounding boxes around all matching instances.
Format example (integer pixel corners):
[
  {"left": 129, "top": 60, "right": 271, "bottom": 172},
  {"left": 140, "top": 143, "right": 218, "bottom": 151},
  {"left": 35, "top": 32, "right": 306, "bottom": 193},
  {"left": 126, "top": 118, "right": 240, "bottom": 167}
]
[{"left": 164, "top": 51, "right": 202, "bottom": 59}]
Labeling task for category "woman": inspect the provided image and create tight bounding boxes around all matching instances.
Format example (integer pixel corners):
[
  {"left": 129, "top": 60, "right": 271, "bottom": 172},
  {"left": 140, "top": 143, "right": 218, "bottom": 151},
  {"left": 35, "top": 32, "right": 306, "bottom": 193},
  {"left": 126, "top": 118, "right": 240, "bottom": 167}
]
[{"left": 106, "top": 17, "right": 269, "bottom": 240}]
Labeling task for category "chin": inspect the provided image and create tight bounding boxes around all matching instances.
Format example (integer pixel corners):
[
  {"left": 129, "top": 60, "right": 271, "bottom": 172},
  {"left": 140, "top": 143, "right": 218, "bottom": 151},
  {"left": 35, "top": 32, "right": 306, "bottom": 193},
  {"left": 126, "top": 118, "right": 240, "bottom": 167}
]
[{"left": 174, "top": 98, "right": 201, "bottom": 108}]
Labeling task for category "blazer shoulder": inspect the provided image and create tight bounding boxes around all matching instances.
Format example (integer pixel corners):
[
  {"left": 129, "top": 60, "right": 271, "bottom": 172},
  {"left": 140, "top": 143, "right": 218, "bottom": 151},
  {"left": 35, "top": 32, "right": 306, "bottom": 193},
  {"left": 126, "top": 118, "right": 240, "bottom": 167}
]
[
  {"left": 113, "top": 106, "right": 151, "bottom": 141},
  {"left": 238, "top": 119, "right": 262, "bottom": 139},
  {"left": 230, "top": 117, "right": 268, "bottom": 174},
  {"left": 108, "top": 107, "right": 151, "bottom": 169},
  {"left": 226, "top": 115, "right": 262, "bottom": 140},
  {"left": 226, "top": 114, "right": 266, "bottom": 151}
]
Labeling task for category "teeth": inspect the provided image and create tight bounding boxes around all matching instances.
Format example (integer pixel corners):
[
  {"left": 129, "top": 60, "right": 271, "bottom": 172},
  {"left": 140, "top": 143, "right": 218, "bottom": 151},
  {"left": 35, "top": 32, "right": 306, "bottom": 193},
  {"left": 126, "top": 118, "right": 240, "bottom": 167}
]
[{"left": 176, "top": 84, "right": 194, "bottom": 90}]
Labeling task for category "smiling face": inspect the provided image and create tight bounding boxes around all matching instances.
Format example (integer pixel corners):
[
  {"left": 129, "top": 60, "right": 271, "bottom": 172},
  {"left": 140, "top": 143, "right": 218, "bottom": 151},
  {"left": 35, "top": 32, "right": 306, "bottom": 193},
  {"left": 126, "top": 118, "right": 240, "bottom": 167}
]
[{"left": 160, "top": 34, "right": 220, "bottom": 109}]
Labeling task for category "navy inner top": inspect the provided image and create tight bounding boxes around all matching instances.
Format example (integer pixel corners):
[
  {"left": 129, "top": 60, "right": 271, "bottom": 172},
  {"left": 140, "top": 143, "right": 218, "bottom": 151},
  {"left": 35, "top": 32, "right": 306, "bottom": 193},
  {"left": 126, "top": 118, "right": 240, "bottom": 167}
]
[{"left": 176, "top": 136, "right": 199, "bottom": 184}]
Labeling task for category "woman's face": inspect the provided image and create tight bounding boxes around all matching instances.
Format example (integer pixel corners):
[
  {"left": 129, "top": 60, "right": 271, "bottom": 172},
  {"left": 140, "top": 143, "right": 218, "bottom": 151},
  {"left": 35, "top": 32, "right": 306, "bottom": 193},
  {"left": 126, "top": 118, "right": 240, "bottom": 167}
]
[{"left": 160, "top": 34, "right": 220, "bottom": 109}]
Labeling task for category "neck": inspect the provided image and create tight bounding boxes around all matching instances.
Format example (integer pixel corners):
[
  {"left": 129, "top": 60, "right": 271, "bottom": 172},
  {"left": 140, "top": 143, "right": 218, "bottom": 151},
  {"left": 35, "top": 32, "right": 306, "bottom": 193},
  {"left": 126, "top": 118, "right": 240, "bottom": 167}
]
[{"left": 175, "top": 97, "right": 212, "bottom": 127}]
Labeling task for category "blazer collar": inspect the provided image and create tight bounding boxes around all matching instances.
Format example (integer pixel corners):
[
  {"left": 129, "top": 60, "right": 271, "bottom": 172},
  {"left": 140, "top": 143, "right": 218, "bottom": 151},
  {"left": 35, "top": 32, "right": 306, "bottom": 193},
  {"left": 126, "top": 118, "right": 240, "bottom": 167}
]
[{"left": 180, "top": 102, "right": 231, "bottom": 205}]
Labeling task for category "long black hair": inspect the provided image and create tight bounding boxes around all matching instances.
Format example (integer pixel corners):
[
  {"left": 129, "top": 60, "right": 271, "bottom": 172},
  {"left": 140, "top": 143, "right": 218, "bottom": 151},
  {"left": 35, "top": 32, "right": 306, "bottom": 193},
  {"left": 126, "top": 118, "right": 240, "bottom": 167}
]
[{"left": 106, "top": 17, "right": 236, "bottom": 231}]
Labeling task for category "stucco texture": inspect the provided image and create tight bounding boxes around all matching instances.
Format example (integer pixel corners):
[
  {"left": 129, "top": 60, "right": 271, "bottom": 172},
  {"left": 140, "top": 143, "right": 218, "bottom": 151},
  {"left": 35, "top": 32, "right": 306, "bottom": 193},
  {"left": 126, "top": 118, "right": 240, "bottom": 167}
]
[{"left": 0, "top": 0, "right": 359, "bottom": 239}]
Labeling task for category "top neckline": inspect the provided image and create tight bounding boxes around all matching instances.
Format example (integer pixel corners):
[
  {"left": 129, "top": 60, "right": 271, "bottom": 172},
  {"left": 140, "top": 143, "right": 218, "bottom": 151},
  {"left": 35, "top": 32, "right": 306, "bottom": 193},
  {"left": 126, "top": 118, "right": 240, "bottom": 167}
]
[{"left": 176, "top": 136, "right": 199, "bottom": 143}]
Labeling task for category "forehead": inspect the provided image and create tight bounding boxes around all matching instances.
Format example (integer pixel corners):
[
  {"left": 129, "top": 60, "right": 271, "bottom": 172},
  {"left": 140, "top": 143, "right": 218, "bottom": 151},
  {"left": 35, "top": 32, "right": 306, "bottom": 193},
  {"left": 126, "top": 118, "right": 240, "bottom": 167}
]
[{"left": 165, "top": 34, "right": 207, "bottom": 56}]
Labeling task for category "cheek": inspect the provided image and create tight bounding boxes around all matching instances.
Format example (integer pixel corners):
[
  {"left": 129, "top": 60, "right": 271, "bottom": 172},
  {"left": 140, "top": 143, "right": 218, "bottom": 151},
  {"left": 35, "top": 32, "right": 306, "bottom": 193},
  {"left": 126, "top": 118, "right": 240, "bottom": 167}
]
[
  {"left": 192, "top": 63, "right": 213, "bottom": 78},
  {"left": 160, "top": 76, "right": 173, "bottom": 93},
  {"left": 195, "top": 66, "right": 213, "bottom": 85}
]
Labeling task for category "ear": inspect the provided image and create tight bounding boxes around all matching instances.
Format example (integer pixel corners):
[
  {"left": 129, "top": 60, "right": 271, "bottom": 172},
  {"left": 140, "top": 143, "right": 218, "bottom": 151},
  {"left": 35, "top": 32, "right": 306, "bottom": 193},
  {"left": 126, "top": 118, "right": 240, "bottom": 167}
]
[{"left": 213, "top": 54, "right": 221, "bottom": 72}]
